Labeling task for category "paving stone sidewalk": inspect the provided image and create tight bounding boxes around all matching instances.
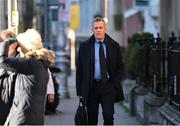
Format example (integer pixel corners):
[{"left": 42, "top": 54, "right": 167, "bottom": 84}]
[{"left": 45, "top": 71, "right": 141, "bottom": 125}]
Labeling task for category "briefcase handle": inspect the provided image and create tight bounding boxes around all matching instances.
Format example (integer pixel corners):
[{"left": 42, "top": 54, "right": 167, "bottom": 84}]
[{"left": 79, "top": 96, "right": 84, "bottom": 107}]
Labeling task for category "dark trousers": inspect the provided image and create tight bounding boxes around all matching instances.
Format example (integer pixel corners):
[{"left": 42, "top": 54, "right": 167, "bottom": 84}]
[{"left": 87, "top": 80, "right": 115, "bottom": 125}]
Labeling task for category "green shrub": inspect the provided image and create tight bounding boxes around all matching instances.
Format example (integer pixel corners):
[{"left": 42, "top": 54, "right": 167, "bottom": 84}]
[{"left": 124, "top": 32, "right": 151, "bottom": 79}]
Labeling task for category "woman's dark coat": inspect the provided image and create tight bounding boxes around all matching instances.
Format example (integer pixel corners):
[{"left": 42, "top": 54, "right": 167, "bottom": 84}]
[
  {"left": 0, "top": 41, "right": 50, "bottom": 125},
  {"left": 76, "top": 34, "right": 124, "bottom": 105}
]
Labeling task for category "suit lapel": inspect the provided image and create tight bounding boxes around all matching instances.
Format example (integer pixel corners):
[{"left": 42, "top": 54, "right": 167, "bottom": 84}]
[
  {"left": 87, "top": 39, "right": 95, "bottom": 88},
  {"left": 105, "top": 37, "right": 113, "bottom": 74}
]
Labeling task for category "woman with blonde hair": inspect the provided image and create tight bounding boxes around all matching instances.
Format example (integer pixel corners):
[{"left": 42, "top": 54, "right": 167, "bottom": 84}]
[{"left": 0, "top": 28, "right": 55, "bottom": 125}]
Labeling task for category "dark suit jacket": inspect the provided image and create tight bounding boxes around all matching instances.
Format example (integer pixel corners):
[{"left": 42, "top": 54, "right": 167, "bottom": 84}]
[{"left": 76, "top": 34, "right": 124, "bottom": 105}]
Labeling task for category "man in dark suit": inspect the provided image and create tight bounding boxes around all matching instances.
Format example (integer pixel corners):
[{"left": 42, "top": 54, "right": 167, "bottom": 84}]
[{"left": 76, "top": 17, "right": 124, "bottom": 125}]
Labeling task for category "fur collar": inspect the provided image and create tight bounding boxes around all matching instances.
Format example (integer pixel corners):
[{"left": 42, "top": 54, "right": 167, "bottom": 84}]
[{"left": 24, "top": 48, "right": 56, "bottom": 65}]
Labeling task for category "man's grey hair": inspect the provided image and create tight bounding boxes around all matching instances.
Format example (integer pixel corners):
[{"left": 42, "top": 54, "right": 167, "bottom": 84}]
[{"left": 92, "top": 17, "right": 106, "bottom": 24}]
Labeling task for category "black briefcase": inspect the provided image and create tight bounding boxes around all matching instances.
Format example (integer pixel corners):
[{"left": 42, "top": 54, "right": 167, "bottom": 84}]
[{"left": 74, "top": 98, "right": 88, "bottom": 125}]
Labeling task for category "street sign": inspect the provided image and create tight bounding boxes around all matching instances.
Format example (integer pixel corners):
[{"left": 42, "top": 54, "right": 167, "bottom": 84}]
[
  {"left": 36, "top": 0, "right": 59, "bottom": 6},
  {"left": 12, "top": 10, "right": 19, "bottom": 26},
  {"left": 134, "top": 0, "right": 149, "bottom": 10},
  {"left": 135, "top": 0, "right": 149, "bottom": 6},
  {"left": 69, "top": 3, "right": 80, "bottom": 30},
  {"left": 58, "top": 0, "right": 70, "bottom": 22}
]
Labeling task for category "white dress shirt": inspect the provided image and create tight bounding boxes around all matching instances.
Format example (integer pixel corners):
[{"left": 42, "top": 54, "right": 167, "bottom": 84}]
[{"left": 47, "top": 69, "right": 55, "bottom": 95}]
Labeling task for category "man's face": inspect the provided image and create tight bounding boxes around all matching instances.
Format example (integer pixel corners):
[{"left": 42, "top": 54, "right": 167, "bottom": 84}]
[{"left": 92, "top": 21, "right": 106, "bottom": 41}]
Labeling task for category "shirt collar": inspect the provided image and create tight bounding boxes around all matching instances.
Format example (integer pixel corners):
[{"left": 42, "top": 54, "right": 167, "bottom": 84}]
[{"left": 95, "top": 39, "right": 105, "bottom": 44}]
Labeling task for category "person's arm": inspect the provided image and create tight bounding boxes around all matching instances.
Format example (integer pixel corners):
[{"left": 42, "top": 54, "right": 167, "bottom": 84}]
[
  {"left": 47, "top": 69, "right": 55, "bottom": 103},
  {"left": 113, "top": 43, "right": 125, "bottom": 102},
  {"left": 0, "top": 38, "right": 41, "bottom": 74},
  {"left": 76, "top": 44, "right": 83, "bottom": 97},
  {"left": 0, "top": 38, "right": 17, "bottom": 59},
  {"left": 115, "top": 44, "right": 124, "bottom": 83}
]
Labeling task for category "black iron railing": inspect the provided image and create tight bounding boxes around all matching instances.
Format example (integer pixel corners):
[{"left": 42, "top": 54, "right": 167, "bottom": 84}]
[{"left": 168, "top": 32, "right": 180, "bottom": 110}]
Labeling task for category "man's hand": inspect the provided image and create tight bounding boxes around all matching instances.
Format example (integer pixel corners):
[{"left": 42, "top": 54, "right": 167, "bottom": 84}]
[{"left": 47, "top": 94, "right": 55, "bottom": 103}]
